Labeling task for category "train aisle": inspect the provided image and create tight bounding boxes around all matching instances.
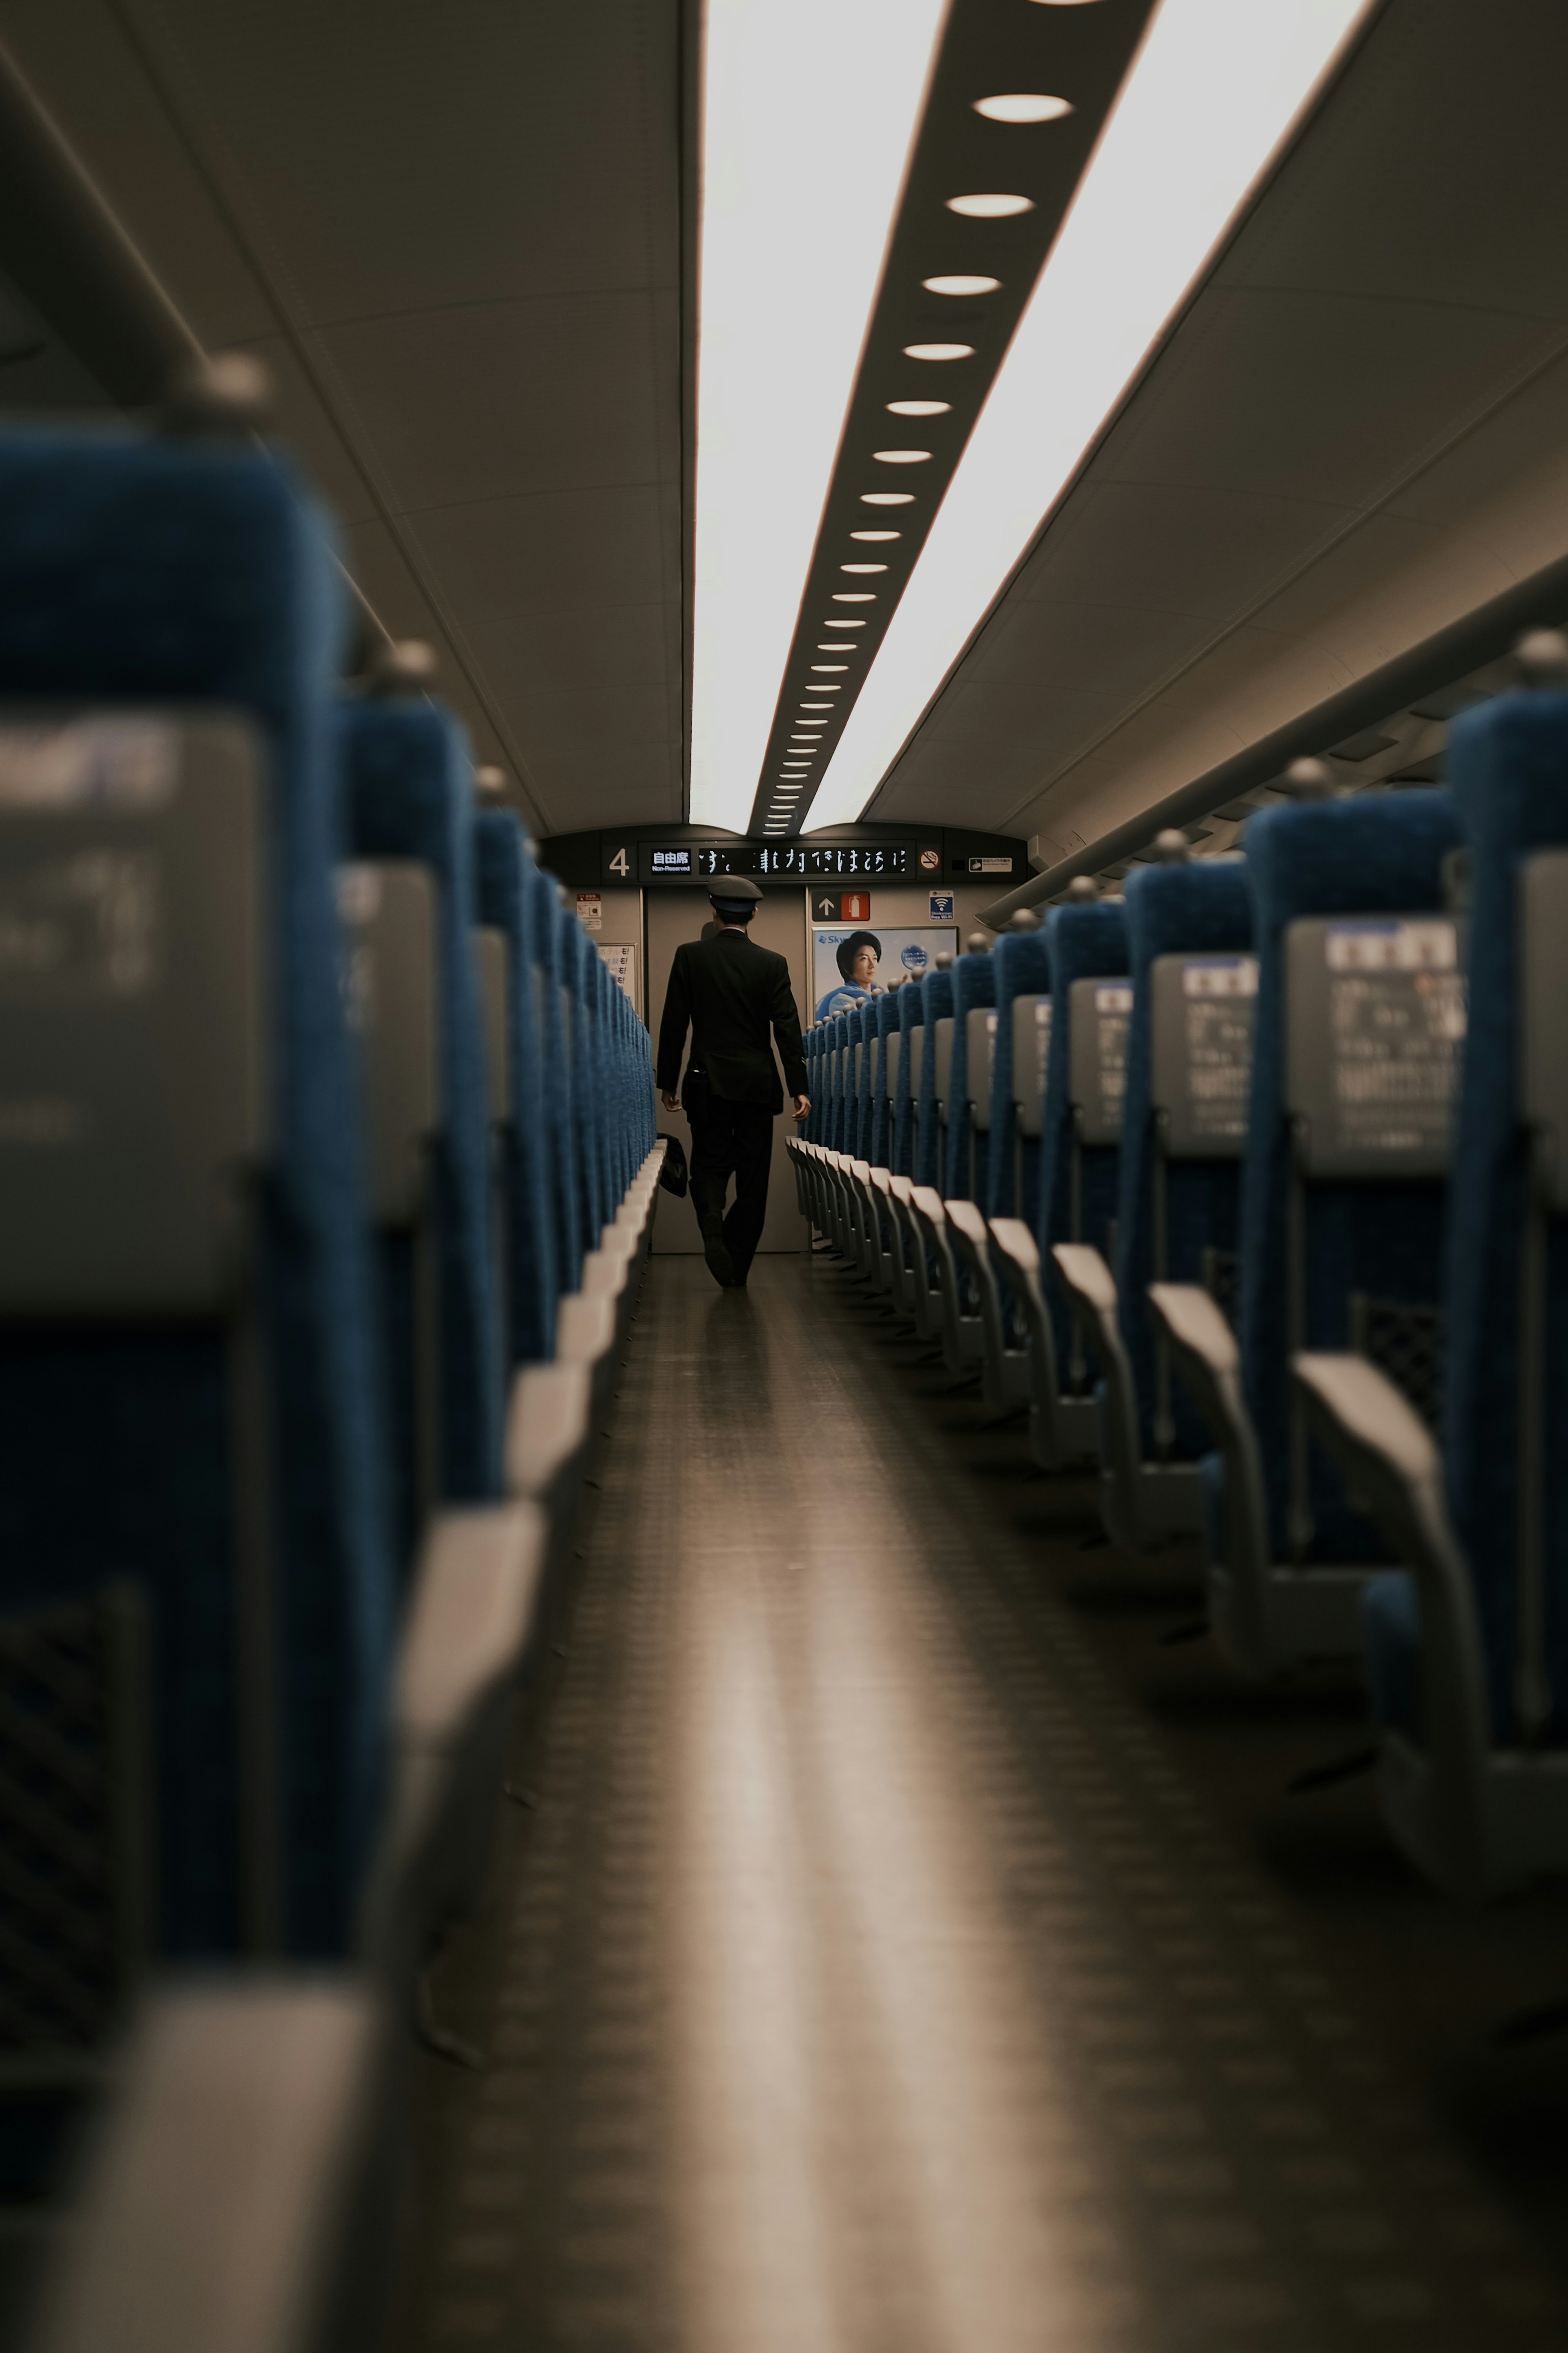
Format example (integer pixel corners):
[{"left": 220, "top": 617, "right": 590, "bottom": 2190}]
[{"left": 395, "top": 1258, "right": 1568, "bottom": 2353}]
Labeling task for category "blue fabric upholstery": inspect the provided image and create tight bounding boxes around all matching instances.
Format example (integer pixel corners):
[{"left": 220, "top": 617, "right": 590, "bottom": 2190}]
[
  {"left": 853, "top": 998, "right": 876, "bottom": 1161},
  {"left": 1114, "top": 859, "right": 1252, "bottom": 1456},
  {"left": 1361, "top": 1571, "right": 1422, "bottom": 1736},
  {"left": 1444, "top": 690, "right": 1568, "bottom": 1736},
  {"left": 341, "top": 699, "right": 502, "bottom": 1516},
  {"left": 984, "top": 930, "right": 1052, "bottom": 1219},
  {"left": 914, "top": 967, "right": 955, "bottom": 1188},
  {"left": 529, "top": 863, "right": 582, "bottom": 1294},
  {"left": 1237, "top": 792, "right": 1461, "bottom": 1563},
  {"left": 565, "top": 918, "right": 608, "bottom": 1248},
  {"left": 474, "top": 812, "right": 557, "bottom": 1365},
  {"left": 0, "top": 430, "right": 394, "bottom": 1962},
  {"left": 944, "top": 950, "right": 998, "bottom": 1202},
  {"left": 1036, "top": 903, "right": 1129, "bottom": 1362},
  {"left": 871, "top": 991, "right": 901, "bottom": 1166},
  {"left": 893, "top": 982, "right": 924, "bottom": 1176}
]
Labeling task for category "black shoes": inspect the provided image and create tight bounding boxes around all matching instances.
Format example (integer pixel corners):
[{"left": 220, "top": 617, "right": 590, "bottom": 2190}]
[{"left": 702, "top": 1231, "right": 737, "bottom": 1287}]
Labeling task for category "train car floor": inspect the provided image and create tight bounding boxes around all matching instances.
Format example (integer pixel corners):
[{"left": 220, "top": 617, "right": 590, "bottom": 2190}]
[{"left": 392, "top": 1253, "right": 1568, "bottom": 2353}]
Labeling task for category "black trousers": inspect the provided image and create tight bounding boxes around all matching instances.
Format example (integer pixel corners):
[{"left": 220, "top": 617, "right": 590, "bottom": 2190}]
[{"left": 687, "top": 1093, "right": 775, "bottom": 1283}]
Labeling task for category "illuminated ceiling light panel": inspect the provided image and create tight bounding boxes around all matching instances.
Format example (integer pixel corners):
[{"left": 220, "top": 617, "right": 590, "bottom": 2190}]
[
  {"left": 873, "top": 448, "right": 933, "bottom": 464},
  {"left": 852, "top": 526, "right": 905, "bottom": 537},
  {"left": 689, "top": 0, "right": 949, "bottom": 829},
  {"left": 862, "top": 491, "right": 916, "bottom": 506},
  {"left": 841, "top": 564, "right": 889, "bottom": 574},
  {"left": 823, "top": 617, "right": 867, "bottom": 625},
  {"left": 806, "top": 0, "right": 1371, "bottom": 831},
  {"left": 832, "top": 593, "right": 876, "bottom": 604},
  {"left": 903, "top": 342, "right": 973, "bottom": 360},
  {"left": 886, "top": 403, "right": 948, "bottom": 418},
  {"left": 973, "top": 92, "right": 1074, "bottom": 123},
  {"left": 946, "top": 192, "right": 1035, "bottom": 218},
  {"left": 817, "top": 642, "right": 857, "bottom": 650},
  {"left": 921, "top": 274, "right": 1000, "bottom": 296}
]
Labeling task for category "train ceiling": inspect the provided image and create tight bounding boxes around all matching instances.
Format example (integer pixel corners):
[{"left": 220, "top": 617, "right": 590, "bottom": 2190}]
[{"left": 3, "top": 0, "right": 1568, "bottom": 865}]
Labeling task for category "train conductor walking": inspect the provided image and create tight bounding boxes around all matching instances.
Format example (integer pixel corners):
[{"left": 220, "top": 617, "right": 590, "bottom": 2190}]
[{"left": 657, "top": 875, "right": 811, "bottom": 1288}]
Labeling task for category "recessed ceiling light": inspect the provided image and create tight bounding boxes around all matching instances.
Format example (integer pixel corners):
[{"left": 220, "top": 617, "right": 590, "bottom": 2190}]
[
  {"left": 872, "top": 448, "right": 932, "bottom": 463},
  {"left": 832, "top": 593, "right": 876, "bottom": 602},
  {"left": 851, "top": 528, "right": 903, "bottom": 538},
  {"left": 689, "top": 0, "right": 949, "bottom": 829},
  {"left": 840, "top": 563, "right": 888, "bottom": 574},
  {"left": 922, "top": 274, "right": 1000, "bottom": 297},
  {"left": 946, "top": 192, "right": 1036, "bottom": 218},
  {"left": 973, "top": 94, "right": 1073, "bottom": 124},
  {"left": 886, "top": 402, "right": 949, "bottom": 418},
  {"left": 823, "top": 618, "right": 866, "bottom": 626},
  {"left": 816, "top": 642, "right": 856, "bottom": 650},
  {"left": 807, "top": 0, "right": 1372, "bottom": 835},
  {"left": 862, "top": 492, "right": 915, "bottom": 505},
  {"left": 903, "top": 343, "right": 974, "bottom": 361},
  {"left": 812, "top": 662, "right": 851, "bottom": 671}
]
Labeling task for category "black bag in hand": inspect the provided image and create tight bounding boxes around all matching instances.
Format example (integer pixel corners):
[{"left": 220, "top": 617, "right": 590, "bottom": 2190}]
[{"left": 657, "top": 1135, "right": 689, "bottom": 1198}]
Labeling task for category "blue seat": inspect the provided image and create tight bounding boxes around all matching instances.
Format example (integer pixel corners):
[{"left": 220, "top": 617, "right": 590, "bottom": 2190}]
[
  {"left": 832, "top": 1010, "right": 852, "bottom": 1154},
  {"left": 1294, "top": 673, "right": 1568, "bottom": 1892},
  {"left": 945, "top": 944, "right": 998, "bottom": 1203},
  {"left": 983, "top": 902, "right": 1127, "bottom": 1472},
  {"left": 984, "top": 923, "right": 1052, "bottom": 1222},
  {"left": 529, "top": 864, "right": 583, "bottom": 1298},
  {"left": 341, "top": 692, "right": 503, "bottom": 1540},
  {"left": 0, "top": 424, "right": 394, "bottom": 1984},
  {"left": 1151, "top": 789, "right": 1462, "bottom": 1677},
  {"left": 473, "top": 812, "right": 557, "bottom": 1366},
  {"left": 1054, "top": 856, "right": 1253, "bottom": 1550},
  {"left": 892, "top": 978, "right": 925, "bottom": 1177},
  {"left": 914, "top": 962, "right": 955, "bottom": 1189},
  {"left": 871, "top": 989, "right": 902, "bottom": 1168}
]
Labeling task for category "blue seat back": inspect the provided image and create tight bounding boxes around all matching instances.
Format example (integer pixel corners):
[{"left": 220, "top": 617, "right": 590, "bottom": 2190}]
[
  {"left": 474, "top": 812, "right": 557, "bottom": 1363},
  {"left": 0, "top": 430, "right": 394, "bottom": 1962},
  {"left": 871, "top": 990, "right": 901, "bottom": 1167},
  {"left": 341, "top": 700, "right": 502, "bottom": 1512},
  {"left": 529, "top": 865, "right": 581, "bottom": 1294},
  {"left": 985, "top": 929, "right": 1052, "bottom": 1218},
  {"left": 854, "top": 998, "right": 878, "bottom": 1160},
  {"left": 564, "top": 914, "right": 607, "bottom": 1249},
  {"left": 893, "top": 982, "right": 924, "bottom": 1175},
  {"left": 1037, "top": 902, "right": 1130, "bottom": 1361},
  {"left": 945, "top": 948, "right": 997, "bottom": 1201},
  {"left": 914, "top": 966, "right": 955, "bottom": 1187},
  {"left": 1114, "top": 859, "right": 1253, "bottom": 1457},
  {"left": 1238, "top": 791, "right": 1461, "bottom": 1561},
  {"left": 1445, "top": 691, "right": 1568, "bottom": 1734}
]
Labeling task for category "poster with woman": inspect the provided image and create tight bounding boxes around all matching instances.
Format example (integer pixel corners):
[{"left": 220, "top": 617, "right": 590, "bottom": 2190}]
[{"left": 812, "top": 926, "right": 957, "bottom": 1021}]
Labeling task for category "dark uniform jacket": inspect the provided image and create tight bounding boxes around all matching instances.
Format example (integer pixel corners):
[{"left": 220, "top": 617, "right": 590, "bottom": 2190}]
[{"left": 656, "top": 929, "right": 808, "bottom": 1113}]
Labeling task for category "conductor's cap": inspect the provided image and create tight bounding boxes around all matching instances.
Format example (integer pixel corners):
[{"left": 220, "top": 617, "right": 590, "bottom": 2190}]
[{"left": 708, "top": 873, "right": 762, "bottom": 908}]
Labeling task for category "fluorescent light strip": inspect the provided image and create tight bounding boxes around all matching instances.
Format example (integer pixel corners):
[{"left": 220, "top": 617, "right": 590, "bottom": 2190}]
[
  {"left": 806, "top": 0, "right": 1372, "bottom": 829},
  {"left": 689, "top": 0, "right": 948, "bottom": 829}
]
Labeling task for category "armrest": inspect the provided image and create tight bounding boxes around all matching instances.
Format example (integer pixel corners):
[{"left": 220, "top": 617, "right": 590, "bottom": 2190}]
[
  {"left": 987, "top": 1216, "right": 1039, "bottom": 1285},
  {"left": 396, "top": 1501, "right": 548, "bottom": 1753},
  {"left": 1294, "top": 1352, "right": 1491, "bottom": 1862},
  {"left": 31, "top": 1981, "right": 387, "bottom": 2353},
  {"left": 1147, "top": 1282, "right": 1267, "bottom": 1588},
  {"left": 944, "top": 1198, "right": 988, "bottom": 1256},
  {"left": 581, "top": 1245, "right": 632, "bottom": 1303},
  {"left": 1146, "top": 1280, "right": 1238, "bottom": 1385},
  {"left": 556, "top": 1289, "right": 617, "bottom": 1369},
  {"left": 909, "top": 1184, "right": 946, "bottom": 1231},
  {"left": 505, "top": 1361, "right": 592, "bottom": 1501},
  {"left": 1051, "top": 1241, "right": 1116, "bottom": 1327}
]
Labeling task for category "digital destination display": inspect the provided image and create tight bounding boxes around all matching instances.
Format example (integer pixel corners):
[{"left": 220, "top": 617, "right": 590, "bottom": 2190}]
[{"left": 695, "top": 843, "right": 908, "bottom": 877}]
